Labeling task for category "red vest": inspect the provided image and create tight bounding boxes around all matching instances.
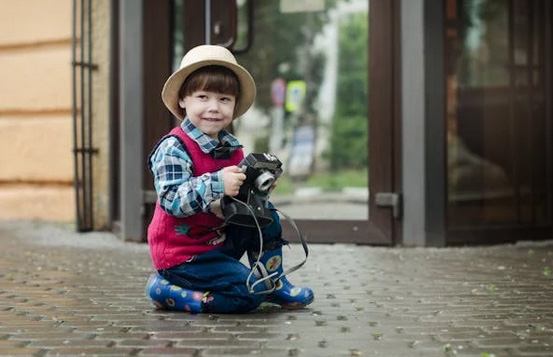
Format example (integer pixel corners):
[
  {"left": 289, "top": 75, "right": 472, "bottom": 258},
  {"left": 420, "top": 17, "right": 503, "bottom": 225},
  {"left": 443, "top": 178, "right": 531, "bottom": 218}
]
[{"left": 147, "top": 126, "right": 243, "bottom": 270}]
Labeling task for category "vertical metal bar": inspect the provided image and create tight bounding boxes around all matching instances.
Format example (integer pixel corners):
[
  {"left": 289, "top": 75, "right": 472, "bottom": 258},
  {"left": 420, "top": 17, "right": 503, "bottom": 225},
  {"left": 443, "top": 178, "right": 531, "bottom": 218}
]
[
  {"left": 424, "top": 0, "right": 446, "bottom": 246},
  {"left": 119, "top": 0, "right": 144, "bottom": 241},
  {"left": 71, "top": 0, "right": 82, "bottom": 230},
  {"left": 535, "top": 0, "right": 550, "bottom": 226},
  {"left": 507, "top": 0, "right": 521, "bottom": 223},
  {"left": 87, "top": 0, "right": 94, "bottom": 229},
  {"left": 80, "top": 0, "right": 87, "bottom": 229},
  {"left": 545, "top": 0, "right": 553, "bottom": 225},
  {"left": 108, "top": 0, "right": 119, "bottom": 228},
  {"left": 401, "top": 0, "right": 443, "bottom": 246},
  {"left": 71, "top": 0, "right": 95, "bottom": 232},
  {"left": 526, "top": 0, "right": 535, "bottom": 224},
  {"left": 205, "top": 0, "right": 211, "bottom": 44}
]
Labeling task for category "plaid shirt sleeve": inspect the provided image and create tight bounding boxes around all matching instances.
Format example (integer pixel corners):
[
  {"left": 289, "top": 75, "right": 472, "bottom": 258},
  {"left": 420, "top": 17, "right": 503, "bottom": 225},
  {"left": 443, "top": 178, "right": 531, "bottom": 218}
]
[{"left": 149, "top": 136, "right": 225, "bottom": 217}]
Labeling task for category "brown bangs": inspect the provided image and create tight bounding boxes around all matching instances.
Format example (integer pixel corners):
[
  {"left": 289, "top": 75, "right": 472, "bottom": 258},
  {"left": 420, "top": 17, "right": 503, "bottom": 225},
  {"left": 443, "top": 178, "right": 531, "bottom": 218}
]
[{"left": 179, "top": 65, "right": 240, "bottom": 99}]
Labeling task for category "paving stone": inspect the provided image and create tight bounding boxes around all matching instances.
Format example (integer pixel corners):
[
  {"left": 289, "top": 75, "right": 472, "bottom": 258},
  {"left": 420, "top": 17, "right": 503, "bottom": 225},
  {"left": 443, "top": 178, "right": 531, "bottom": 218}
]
[
  {"left": 199, "top": 347, "right": 285, "bottom": 356},
  {"left": 138, "top": 346, "right": 198, "bottom": 355},
  {"left": 27, "top": 338, "right": 113, "bottom": 348},
  {"left": 115, "top": 339, "right": 171, "bottom": 347},
  {"left": 0, "top": 347, "right": 45, "bottom": 355},
  {"left": 471, "top": 336, "right": 553, "bottom": 349},
  {"left": 8, "top": 332, "right": 93, "bottom": 344},
  {"left": 94, "top": 332, "right": 151, "bottom": 340},
  {"left": 0, "top": 340, "right": 27, "bottom": 347},
  {"left": 174, "top": 338, "right": 262, "bottom": 348},
  {"left": 514, "top": 345, "right": 553, "bottom": 356},
  {"left": 46, "top": 347, "right": 138, "bottom": 356}
]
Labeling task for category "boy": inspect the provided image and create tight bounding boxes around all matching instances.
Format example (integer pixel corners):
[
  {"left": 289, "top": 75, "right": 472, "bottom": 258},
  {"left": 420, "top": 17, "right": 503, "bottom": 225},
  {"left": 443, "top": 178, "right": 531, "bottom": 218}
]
[{"left": 145, "top": 45, "right": 314, "bottom": 313}]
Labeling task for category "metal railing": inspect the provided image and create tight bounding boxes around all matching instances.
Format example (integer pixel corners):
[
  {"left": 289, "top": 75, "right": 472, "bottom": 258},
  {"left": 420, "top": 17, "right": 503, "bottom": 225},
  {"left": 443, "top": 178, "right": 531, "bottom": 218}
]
[{"left": 71, "top": 0, "right": 98, "bottom": 231}]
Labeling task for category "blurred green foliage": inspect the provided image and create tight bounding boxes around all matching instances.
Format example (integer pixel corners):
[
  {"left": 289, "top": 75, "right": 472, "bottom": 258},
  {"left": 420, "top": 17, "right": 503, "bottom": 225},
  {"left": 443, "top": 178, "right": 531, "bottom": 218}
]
[
  {"left": 325, "top": 12, "right": 368, "bottom": 171},
  {"left": 274, "top": 168, "right": 368, "bottom": 194}
]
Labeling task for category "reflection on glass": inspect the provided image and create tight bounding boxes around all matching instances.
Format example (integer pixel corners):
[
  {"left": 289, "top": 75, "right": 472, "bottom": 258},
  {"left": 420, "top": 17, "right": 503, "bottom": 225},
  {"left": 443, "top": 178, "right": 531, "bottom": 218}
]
[
  {"left": 232, "top": 0, "right": 369, "bottom": 220},
  {"left": 172, "top": 0, "right": 184, "bottom": 71},
  {"left": 446, "top": 0, "right": 551, "bottom": 228}
]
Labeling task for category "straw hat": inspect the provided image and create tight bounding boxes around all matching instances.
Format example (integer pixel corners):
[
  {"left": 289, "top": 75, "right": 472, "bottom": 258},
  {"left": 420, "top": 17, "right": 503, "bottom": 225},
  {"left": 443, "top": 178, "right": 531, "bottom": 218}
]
[{"left": 161, "top": 45, "right": 256, "bottom": 120}]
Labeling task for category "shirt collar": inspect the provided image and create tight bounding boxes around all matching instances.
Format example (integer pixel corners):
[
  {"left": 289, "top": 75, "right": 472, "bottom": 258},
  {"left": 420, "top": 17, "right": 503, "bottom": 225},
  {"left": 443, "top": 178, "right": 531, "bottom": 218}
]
[{"left": 181, "top": 117, "right": 241, "bottom": 154}]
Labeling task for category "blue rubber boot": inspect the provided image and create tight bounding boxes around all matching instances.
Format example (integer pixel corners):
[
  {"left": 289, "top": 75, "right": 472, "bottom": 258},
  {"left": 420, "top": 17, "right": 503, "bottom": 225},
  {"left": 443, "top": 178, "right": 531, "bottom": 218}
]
[
  {"left": 249, "top": 248, "right": 314, "bottom": 309},
  {"left": 145, "top": 274, "right": 205, "bottom": 313}
]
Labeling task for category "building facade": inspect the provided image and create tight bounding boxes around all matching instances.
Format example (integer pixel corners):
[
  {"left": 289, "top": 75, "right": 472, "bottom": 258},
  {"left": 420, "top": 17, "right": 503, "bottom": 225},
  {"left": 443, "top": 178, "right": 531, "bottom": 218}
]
[
  {"left": 3, "top": 0, "right": 552, "bottom": 246},
  {"left": 0, "top": 0, "right": 74, "bottom": 221}
]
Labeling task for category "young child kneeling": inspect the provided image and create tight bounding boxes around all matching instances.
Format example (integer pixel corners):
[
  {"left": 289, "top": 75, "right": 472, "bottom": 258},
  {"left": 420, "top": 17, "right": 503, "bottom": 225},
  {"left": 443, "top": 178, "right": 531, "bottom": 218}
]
[{"left": 145, "top": 45, "right": 314, "bottom": 313}]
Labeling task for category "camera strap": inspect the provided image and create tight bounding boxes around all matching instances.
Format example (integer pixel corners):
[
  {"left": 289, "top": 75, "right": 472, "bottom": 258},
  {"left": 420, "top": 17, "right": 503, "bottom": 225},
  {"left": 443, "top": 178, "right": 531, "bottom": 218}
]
[
  {"left": 246, "top": 207, "right": 309, "bottom": 295},
  {"left": 272, "top": 208, "right": 309, "bottom": 278},
  {"left": 224, "top": 196, "right": 309, "bottom": 295}
]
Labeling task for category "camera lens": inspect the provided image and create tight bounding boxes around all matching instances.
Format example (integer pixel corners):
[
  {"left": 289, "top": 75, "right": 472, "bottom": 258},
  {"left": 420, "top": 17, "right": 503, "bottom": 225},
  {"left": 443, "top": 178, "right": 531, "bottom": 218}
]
[{"left": 255, "top": 172, "right": 275, "bottom": 192}]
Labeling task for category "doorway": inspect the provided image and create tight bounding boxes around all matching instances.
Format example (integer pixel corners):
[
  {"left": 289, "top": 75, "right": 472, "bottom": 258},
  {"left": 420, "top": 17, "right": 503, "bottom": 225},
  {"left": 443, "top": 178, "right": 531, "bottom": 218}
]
[{"left": 140, "top": 0, "right": 400, "bottom": 245}]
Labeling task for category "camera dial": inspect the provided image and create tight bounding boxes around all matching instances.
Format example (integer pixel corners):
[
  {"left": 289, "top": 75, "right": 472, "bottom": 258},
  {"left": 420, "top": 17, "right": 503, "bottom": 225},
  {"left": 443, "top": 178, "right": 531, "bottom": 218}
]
[{"left": 254, "top": 171, "right": 275, "bottom": 192}]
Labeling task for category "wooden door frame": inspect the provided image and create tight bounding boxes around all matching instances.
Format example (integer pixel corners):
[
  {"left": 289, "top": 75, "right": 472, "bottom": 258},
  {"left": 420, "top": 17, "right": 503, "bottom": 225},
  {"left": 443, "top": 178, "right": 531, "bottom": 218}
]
[
  {"left": 136, "top": 0, "right": 401, "bottom": 245},
  {"left": 368, "top": 0, "right": 402, "bottom": 245}
]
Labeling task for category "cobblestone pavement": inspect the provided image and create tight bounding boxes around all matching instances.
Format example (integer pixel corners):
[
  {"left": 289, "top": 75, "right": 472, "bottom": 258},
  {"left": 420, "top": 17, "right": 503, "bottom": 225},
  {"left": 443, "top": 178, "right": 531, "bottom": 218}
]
[{"left": 1, "top": 221, "right": 553, "bottom": 356}]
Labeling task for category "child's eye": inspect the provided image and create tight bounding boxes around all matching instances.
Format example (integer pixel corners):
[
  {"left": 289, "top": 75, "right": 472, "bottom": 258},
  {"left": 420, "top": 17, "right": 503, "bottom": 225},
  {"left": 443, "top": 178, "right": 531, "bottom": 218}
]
[{"left": 220, "top": 96, "right": 233, "bottom": 103}]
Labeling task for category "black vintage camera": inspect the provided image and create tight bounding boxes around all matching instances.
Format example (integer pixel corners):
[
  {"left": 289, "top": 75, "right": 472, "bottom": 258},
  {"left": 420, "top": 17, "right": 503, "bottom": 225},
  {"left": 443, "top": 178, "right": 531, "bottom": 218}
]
[{"left": 221, "top": 153, "right": 283, "bottom": 228}]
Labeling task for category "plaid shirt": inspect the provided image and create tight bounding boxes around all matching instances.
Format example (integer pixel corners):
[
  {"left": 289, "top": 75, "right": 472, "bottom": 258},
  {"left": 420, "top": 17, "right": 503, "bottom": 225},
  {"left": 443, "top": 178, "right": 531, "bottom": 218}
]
[{"left": 149, "top": 118, "right": 242, "bottom": 217}]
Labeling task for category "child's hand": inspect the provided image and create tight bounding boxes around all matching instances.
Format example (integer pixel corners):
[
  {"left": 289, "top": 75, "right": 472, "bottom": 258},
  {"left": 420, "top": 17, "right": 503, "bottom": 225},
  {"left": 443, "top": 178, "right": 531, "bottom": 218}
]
[
  {"left": 209, "top": 199, "right": 224, "bottom": 219},
  {"left": 222, "top": 166, "right": 246, "bottom": 196}
]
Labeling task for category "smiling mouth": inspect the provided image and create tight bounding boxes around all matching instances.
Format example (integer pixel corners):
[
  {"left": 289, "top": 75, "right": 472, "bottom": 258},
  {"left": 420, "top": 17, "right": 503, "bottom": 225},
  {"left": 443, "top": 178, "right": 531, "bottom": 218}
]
[{"left": 203, "top": 117, "right": 222, "bottom": 122}]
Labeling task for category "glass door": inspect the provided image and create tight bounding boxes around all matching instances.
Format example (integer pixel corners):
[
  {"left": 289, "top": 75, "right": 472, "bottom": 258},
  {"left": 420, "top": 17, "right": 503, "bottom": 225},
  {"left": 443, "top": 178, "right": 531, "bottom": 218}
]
[
  {"left": 233, "top": 1, "right": 370, "bottom": 239},
  {"left": 445, "top": 0, "right": 553, "bottom": 243},
  {"left": 169, "top": 0, "right": 398, "bottom": 244}
]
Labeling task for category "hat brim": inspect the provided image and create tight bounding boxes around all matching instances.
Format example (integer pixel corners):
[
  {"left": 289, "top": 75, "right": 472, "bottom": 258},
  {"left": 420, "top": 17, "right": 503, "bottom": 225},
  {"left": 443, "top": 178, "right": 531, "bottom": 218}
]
[{"left": 161, "top": 60, "right": 256, "bottom": 120}]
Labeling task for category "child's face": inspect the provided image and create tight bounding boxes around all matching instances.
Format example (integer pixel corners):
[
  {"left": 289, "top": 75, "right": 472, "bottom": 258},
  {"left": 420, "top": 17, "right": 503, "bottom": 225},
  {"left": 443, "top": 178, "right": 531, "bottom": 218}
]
[{"left": 178, "top": 90, "right": 236, "bottom": 140}]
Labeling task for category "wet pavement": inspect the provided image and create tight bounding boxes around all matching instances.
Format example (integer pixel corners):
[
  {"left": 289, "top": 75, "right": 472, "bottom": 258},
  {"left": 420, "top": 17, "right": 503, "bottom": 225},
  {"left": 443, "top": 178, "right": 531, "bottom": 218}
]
[{"left": 1, "top": 220, "right": 553, "bottom": 356}]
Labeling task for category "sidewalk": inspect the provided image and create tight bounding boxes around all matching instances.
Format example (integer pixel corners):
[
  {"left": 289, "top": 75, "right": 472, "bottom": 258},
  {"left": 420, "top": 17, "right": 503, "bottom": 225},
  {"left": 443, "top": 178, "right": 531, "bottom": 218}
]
[{"left": 1, "top": 220, "right": 553, "bottom": 356}]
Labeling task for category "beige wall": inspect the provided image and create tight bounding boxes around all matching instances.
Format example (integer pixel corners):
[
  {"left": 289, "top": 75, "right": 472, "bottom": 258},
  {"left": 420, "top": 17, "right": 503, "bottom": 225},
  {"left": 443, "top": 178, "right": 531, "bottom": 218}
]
[{"left": 0, "top": 0, "right": 111, "bottom": 226}]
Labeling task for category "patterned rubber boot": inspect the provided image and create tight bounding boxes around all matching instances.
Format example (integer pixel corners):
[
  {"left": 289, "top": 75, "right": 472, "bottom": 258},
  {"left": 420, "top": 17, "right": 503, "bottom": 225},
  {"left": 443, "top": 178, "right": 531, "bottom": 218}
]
[
  {"left": 145, "top": 274, "right": 205, "bottom": 313},
  {"left": 249, "top": 248, "right": 314, "bottom": 309}
]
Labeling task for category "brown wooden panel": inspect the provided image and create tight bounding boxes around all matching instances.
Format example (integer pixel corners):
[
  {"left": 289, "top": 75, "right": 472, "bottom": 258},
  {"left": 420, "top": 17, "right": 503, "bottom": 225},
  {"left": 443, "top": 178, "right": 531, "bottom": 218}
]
[
  {"left": 368, "top": 0, "right": 396, "bottom": 242},
  {"left": 142, "top": 0, "right": 173, "bottom": 239},
  {"left": 448, "top": 227, "right": 552, "bottom": 246},
  {"left": 282, "top": 220, "right": 389, "bottom": 245},
  {"left": 183, "top": 0, "right": 205, "bottom": 50}
]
